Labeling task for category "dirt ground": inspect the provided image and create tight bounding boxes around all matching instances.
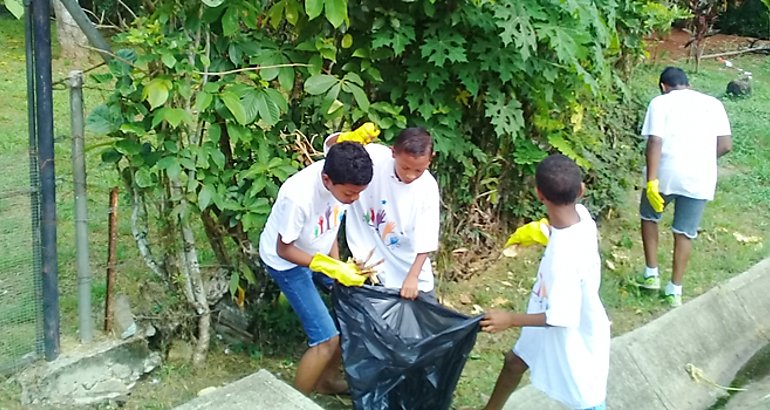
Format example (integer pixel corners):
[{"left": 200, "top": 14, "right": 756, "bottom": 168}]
[{"left": 647, "top": 28, "right": 769, "bottom": 62}]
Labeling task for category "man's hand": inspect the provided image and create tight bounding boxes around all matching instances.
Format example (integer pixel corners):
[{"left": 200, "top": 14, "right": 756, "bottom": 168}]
[
  {"left": 645, "top": 179, "right": 665, "bottom": 213},
  {"left": 336, "top": 122, "right": 380, "bottom": 144},
  {"left": 400, "top": 275, "right": 419, "bottom": 300},
  {"left": 481, "top": 310, "right": 516, "bottom": 333},
  {"left": 309, "top": 253, "right": 366, "bottom": 287},
  {"left": 504, "top": 218, "right": 550, "bottom": 247}
]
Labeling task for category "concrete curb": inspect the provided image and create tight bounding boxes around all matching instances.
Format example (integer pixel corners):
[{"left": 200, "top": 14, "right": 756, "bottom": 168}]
[
  {"left": 172, "top": 369, "right": 323, "bottom": 410},
  {"left": 503, "top": 257, "right": 770, "bottom": 409}
]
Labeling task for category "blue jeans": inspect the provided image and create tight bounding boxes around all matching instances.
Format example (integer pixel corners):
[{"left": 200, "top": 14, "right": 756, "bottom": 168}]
[
  {"left": 640, "top": 192, "right": 706, "bottom": 239},
  {"left": 264, "top": 264, "right": 338, "bottom": 347}
]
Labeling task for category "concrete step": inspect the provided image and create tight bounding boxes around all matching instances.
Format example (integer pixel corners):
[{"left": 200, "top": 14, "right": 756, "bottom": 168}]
[{"left": 172, "top": 369, "right": 323, "bottom": 410}]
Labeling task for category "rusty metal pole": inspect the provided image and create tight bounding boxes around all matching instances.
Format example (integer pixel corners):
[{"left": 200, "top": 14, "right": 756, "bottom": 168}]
[{"left": 104, "top": 187, "right": 119, "bottom": 332}]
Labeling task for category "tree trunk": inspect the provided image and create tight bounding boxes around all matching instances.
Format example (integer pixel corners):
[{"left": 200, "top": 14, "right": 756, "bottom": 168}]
[{"left": 52, "top": 0, "right": 90, "bottom": 61}]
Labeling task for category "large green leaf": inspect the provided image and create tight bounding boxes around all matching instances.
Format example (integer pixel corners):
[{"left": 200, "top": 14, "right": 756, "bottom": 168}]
[
  {"left": 304, "top": 74, "right": 338, "bottom": 95},
  {"left": 241, "top": 88, "right": 261, "bottom": 124},
  {"left": 221, "top": 90, "right": 248, "bottom": 125},
  {"left": 143, "top": 78, "right": 171, "bottom": 110},
  {"left": 493, "top": 1, "right": 538, "bottom": 61},
  {"left": 163, "top": 108, "right": 192, "bottom": 128},
  {"left": 305, "top": 0, "right": 323, "bottom": 20},
  {"left": 267, "top": 1, "right": 285, "bottom": 29},
  {"left": 4, "top": 0, "right": 23, "bottom": 18},
  {"left": 484, "top": 89, "right": 525, "bottom": 139},
  {"left": 254, "top": 91, "right": 280, "bottom": 126},
  {"left": 198, "top": 185, "right": 214, "bottom": 210},
  {"left": 278, "top": 67, "right": 295, "bottom": 92},
  {"left": 324, "top": 0, "right": 347, "bottom": 28},
  {"left": 86, "top": 104, "right": 121, "bottom": 135},
  {"left": 346, "top": 83, "right": 369, "bottom": 112},
  {"left": 222, "top": 6, "right": 239, "bottom": 36},
  {"left": 420, "top": 31, "right": 467, "bottom": 67},
  {"left": 134, "top": 168, "right": 154, "bottom": 188},
  {"left": 285, "top": 0, "right": 300, "bottom": 25},
  {"left": 264, "top": 88, "right": 288, "bottom": 112},
  {"left": 196, "top": 91, "right": 213, "bottom": 112}
]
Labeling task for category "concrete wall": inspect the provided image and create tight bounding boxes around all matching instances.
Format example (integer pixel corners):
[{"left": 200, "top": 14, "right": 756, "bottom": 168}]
[
  {"left": 172, "top": 369, "right": 323, "bottom": 410},
  {"left": 504, "top": 257, "right": 770, "bottom": 410}
]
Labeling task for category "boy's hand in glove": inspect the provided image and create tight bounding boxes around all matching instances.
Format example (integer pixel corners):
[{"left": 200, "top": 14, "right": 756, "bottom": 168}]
[
  {"left": 504, "top": 218, "right": 550, "bottom": 247},
  {"left": 309, "top": 253, "right": 366, "bottom": 287},
  {"left": 336, "top": 122, "right": 380, "bottom": 144}
]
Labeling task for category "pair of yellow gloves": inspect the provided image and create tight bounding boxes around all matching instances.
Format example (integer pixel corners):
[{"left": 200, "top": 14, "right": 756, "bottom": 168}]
[
  {"left": 504, "top": 179, "right": 665, "bottom": 248},
  {"left": 309, "top": 123, "right": 382, "bottom": 287}
]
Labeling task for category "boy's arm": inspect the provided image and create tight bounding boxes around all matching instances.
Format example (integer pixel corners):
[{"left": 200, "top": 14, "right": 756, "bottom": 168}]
[
  {"left": 277, "top": 235, "right": 367, "bottom": 287},
  {"left": 330, "top": 239, "right": 340, "bottom": 260},
  {"left": 717, "top": 135, "right": 732, "bottom": 157},
  {"left": 481, "top": 310, "right": 547, "bottom": 333},
  {"left": 276, "top": 234, "right": 314, "bottom": 267},
  {"left": 645, "top": 135, "right": 662, "bottom": 182},
  {"left": 400, "top": 253, "right": 429, "bottom": 300}
]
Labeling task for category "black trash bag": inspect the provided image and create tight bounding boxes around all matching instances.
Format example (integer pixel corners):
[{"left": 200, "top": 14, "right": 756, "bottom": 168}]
[{"left": 332, "top": 285, "right": 482, "bottom": 410}]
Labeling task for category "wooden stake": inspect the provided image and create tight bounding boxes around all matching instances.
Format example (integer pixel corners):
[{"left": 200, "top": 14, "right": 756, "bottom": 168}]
[{"left": 104, "top": 187, "right": 119, "bottom": 332}]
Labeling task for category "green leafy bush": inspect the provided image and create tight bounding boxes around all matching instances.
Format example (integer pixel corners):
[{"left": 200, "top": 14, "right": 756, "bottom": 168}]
[
  {"left": 86, "top": 0, "right": 677, "bottom": 359},
  {"left": 718, "top": 0, "right": 770, "bottom": 39}
]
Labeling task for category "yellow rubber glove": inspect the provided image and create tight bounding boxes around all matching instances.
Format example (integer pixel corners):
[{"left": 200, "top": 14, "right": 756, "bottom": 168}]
[
  {"left": 504, "top": 218, "right": 550, "bottom": 247},
  {"left": 646, "top": 179, "right": 665, "bottom": 213},
  {"left": 309, "top": 253, "right": 366, "bottom": 287},
  {"left": 336, "top": 122, "right": 380, "bottom": 144}
]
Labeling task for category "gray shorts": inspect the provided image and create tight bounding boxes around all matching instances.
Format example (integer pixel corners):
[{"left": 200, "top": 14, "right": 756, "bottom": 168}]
[{"left": 639, "top": 192, "right": 707, "bottom": 239}]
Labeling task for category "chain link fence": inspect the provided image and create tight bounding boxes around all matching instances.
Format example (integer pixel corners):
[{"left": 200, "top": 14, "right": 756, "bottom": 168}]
[{"left": 0, "top": 147, "right": 43, "bottom": 373}]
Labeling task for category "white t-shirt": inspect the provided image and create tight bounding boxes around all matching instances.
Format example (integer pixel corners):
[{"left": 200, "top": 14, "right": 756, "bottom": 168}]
[
  {"left": 641, "top": 89, "right": 731, "bottom": 200},
  {"left": 345, "top": 143, "right": 440, "bottom": 292},
  {"left": 258, "top": 161, "right": 348, "bottom": 271},
  {"left": 514, "top": 204, "right": 610, "bottom": 409}
]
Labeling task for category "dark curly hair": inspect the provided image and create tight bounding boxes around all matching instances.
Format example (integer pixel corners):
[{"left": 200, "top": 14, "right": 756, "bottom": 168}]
[{"left": 323, "top": 141, "right": 373, "bottom": 186}]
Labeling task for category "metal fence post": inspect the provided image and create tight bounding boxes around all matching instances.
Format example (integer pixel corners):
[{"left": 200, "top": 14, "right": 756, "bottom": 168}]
[
  {"left": 31, "top": 0, "right": 60, "bottom": 361},
  {"left": 24, "top": 0, "right": 44, "bottom": 360},
  {"left": 69, "top": 70, "right": 92, "bottom": 343}
]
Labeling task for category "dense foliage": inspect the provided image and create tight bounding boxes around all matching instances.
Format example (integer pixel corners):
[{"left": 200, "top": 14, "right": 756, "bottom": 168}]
[
  {"left": 718, "top": 0, "right": 770, "bottom": 39},
  {"left": 85, "top": 0, "right": 681, "bottom": 359}
]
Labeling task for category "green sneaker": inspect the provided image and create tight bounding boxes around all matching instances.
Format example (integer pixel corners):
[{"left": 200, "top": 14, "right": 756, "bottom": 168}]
[
  {"left": 632, "top": 274, "right": 661, "bottom": 290},
  {"left": 664, "top": 293, "right": 682, "bottom": 308}
]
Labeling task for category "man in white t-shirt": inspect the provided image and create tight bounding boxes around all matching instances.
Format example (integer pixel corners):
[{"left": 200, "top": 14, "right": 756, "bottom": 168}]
[
  {"left": 258, "top": 142, "right": 373, "bottom": 395},
  {"left": 634, "top": 67, "right": 732, "bottom": 307},
  {"left": 326, "top": 126, "right": 440, "bottom": 299},
  {"left": 481, "top": 155, "right": 610, "bottom": 410}
]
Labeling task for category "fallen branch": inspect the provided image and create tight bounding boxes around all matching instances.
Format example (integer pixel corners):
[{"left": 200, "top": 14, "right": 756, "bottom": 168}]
[{"left": 699, "top": 47, "right": 770, "bottom": 60}]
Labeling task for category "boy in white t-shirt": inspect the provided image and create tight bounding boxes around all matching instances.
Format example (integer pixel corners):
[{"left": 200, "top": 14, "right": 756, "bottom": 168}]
[
  {"left": 634, "top": 66, "right": 732, "bottom": 307},
  {"left": 326, "top": 126, "right": 440, "bottom": 299},
  {"left": 258, "top": 142, "right": 373, "bottom": 395},
  {"left": 481, "top": 155, "right": 610, "bottom": 410}
]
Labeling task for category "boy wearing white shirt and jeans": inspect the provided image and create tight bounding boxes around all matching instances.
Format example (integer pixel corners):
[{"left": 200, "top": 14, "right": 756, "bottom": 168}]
[
  {"left": 635, "top": 67, "right": 732, "bottom": 307},
  {"left": 258, "top": 142, "right": 373, "bottom": 395},
  {"left": 326, "top": 126, "right": 440, "bottom": 300},
  {"left": 481, "top": 155, "right": 610, "bottom": 410}
]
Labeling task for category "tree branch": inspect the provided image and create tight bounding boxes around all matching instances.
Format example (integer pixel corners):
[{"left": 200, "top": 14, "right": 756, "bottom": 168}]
[
  {"left": 130, "top": 184, "right": 168, "bottom": 282},
  {"left": 194, "top": 63, "right": 310, "bottom": 76}
]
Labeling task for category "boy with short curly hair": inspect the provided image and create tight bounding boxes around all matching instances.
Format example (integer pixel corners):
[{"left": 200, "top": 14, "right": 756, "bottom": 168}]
[{"left": 481, "top": 154, "right": 610, "bottom": 410}]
